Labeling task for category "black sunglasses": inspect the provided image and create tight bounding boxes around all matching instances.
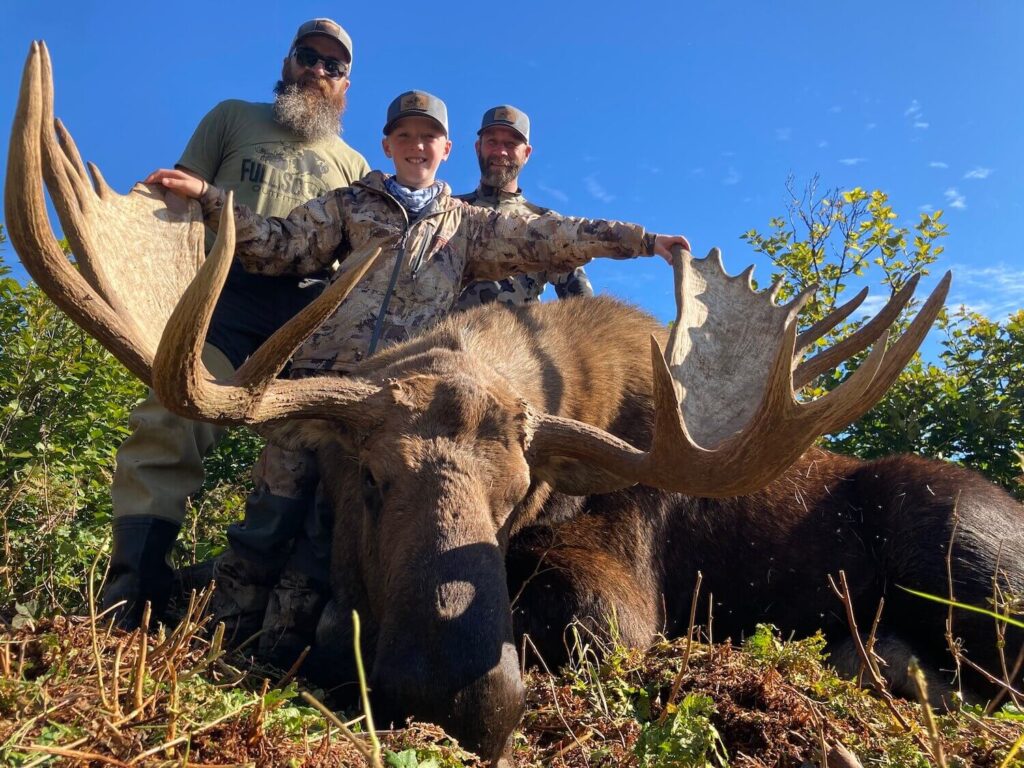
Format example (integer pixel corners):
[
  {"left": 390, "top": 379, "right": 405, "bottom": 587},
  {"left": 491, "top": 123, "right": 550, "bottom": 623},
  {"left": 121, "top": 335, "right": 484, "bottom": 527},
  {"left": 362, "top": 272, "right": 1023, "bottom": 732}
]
[{"left": 291, "top": 46, "right": 348, "bottom": 79}]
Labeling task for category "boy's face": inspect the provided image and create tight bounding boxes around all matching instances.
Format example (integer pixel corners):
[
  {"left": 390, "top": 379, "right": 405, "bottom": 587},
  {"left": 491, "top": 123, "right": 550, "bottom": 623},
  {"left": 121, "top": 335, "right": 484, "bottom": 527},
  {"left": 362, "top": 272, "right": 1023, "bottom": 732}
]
[{"left": 382, "top": 116, "right": 452, "bottom": 189}]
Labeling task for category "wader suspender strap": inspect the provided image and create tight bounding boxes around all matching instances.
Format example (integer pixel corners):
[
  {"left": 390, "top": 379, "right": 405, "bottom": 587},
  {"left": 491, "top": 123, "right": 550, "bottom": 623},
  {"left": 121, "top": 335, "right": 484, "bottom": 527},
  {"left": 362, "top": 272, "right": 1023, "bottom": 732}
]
[{"left": 367, "top": 233, "right": 407, "bottom": 356}]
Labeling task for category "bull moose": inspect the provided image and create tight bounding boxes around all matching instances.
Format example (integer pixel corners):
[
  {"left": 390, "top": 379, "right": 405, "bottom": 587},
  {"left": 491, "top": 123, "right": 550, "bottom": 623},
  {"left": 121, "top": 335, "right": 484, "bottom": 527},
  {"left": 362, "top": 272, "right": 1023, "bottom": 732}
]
[{"left": 8, "top": 42, "right": 1024, "bottom": 764}]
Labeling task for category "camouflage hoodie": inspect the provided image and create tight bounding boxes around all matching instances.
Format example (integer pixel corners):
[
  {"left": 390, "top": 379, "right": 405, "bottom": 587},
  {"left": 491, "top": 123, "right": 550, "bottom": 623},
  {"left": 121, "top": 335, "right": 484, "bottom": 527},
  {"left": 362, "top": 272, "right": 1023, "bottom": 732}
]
[{"left": 200, "top": 170, "right": 655, "bottom": 372}]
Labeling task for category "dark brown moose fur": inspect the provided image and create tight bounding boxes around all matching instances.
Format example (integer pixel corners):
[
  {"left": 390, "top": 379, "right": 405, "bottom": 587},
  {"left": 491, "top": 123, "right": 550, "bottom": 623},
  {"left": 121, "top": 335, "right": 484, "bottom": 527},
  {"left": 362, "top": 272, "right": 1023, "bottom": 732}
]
[{"left": 296, "top": 296, "right": 1023, "bottom": 763}]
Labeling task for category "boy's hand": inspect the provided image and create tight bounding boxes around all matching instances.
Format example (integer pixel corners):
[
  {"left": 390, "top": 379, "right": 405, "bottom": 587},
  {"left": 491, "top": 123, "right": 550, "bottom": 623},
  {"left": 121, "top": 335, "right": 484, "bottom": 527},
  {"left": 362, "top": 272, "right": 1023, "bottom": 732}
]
[
  {"left": 652, "top": 234, "right": 691, "bottom": 263},
  {"left": 143, "top": 168, "right": 208, "bottom": 199}
]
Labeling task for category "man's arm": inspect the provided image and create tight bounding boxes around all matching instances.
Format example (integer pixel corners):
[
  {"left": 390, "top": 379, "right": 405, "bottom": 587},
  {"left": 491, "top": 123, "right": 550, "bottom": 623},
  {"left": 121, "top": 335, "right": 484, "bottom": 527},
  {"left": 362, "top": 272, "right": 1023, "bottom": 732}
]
[
  {"left": 143, "top": 169, "right": 351, "bottom": 277},
  {"left": 458, "top": 204, "right": 687, "bottom": 282}
]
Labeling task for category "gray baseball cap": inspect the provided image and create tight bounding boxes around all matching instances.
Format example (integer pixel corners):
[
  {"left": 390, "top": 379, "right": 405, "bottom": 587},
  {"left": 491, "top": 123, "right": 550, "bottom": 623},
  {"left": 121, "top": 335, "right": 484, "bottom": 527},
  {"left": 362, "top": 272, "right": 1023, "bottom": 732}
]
[
  {"left": 478, "top": 105, "right": 530, "bottom": 143},
  {"left": 383, "top": 91, "right": 449, "bottom": 136},
  {"left": 292, "top": 18, "right": 353, "bottom": 66}
]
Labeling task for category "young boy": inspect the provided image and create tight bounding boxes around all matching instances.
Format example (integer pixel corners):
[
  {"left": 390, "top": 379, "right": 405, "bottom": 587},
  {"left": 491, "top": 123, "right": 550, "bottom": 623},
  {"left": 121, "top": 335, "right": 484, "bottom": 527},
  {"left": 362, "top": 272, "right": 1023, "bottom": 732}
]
[{"left": 145, "top": 90, "right": 690, "bottom": 653}]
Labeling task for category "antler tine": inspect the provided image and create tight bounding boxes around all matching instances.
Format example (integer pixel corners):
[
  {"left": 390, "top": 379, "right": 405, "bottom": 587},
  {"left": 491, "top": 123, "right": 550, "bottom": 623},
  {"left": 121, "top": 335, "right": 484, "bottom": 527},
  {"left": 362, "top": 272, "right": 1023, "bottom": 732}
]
[
  {"left": 39, "top": 51, "right": 135, "bottom": 327},
  {"left": 816, "top": 271, "right": 950, "bottom": 434},
  {"left": 234, "top": 241, "right": 385, "bottom": 388},
  {"left": 794, "top": 286, "right": 867, "bottom": 358},
  {"left": 793, "top": 273, "right": 920, "bottom": 389},
  {"left": 52, "top": 119, "right": 90, "bottom": 184},
  {"left": 5, "top": 41, "right": 154, "bottom": 383},
  {"left": 151, "top": 192, "right": 243, "bottom": 421}
]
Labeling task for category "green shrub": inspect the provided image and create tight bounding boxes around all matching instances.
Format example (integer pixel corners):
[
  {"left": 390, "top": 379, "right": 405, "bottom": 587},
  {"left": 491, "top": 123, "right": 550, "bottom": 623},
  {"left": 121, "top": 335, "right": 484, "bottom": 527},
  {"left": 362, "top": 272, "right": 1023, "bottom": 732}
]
[{"left": 0, "top": 235, "right": 258, "bottom": 615}]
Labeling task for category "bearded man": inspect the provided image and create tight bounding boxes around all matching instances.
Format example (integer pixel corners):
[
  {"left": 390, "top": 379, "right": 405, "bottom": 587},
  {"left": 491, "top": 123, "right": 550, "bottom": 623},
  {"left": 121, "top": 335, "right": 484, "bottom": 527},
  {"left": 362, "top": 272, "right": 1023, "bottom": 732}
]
[
  {"left": 456, "top": 105, "right": 592, "bottom": 308},
  {"left": 101, "top": 19, "right": 369, "bottom": 630}
]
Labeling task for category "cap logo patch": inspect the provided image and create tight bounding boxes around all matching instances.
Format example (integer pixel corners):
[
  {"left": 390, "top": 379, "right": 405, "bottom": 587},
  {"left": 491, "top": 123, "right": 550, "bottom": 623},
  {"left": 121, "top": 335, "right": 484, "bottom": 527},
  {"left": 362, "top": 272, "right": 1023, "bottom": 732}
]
[
  {"left": 402, "top": 93, "right": 430, "bottom": 111},
  {"left": 494, "top": 107, "right": 517, "bottom": 122}
]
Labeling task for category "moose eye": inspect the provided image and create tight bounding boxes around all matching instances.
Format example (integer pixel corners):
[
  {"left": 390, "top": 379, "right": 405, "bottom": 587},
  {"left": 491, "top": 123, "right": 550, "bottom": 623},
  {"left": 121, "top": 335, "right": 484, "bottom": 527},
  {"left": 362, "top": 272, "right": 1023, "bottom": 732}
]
[
  {"left": 362, "top": 470, "right": 377, "bottom": 491},
  {"left": 361, "top": 467, "right": 385, "bottom": 517}
]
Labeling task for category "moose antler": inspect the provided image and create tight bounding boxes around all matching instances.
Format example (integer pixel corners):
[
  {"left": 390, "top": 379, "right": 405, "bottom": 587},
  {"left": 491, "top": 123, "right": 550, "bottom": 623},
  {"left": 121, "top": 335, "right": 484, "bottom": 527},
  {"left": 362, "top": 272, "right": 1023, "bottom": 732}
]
[
  {"left": 525, "top": 248, "right": 950, "bottom": 497},
  {"left": 6, "top": 41, "right": 206, "bottom": 383},
  {"left": 6, "top": 41, "right": 384, "bottom": 427}
]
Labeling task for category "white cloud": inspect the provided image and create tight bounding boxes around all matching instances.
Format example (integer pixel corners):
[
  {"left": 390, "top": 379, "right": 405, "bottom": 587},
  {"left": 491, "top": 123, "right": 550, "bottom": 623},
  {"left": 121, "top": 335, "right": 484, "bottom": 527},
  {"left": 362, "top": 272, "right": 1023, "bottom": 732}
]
[
  {"left": 857, "top": 293, "right": 891, "bottom": 318},
  {"left": 583, "top": 174, "right": 615, "bottom": 203},
  {"left": 918, "top": 204, "right": 935, "bottom": 213},
  {"left": 690, "top": 167, "right": 705, "bottom": 176},
  {"left": 817, "top": 139, "right": 829, "bottom": 149},
  {"left": 865, "top": 122, "right": 877, "bottom": 131},
  {"left": 839, "top": 157, "right": 866, "bottom": 166},
  {"left": 904, "top": 100, "right": 930, "bottom": 129},
  {"left": 722, "top": 166, "right": 741, "bottom": 186},
  {"left": 944, "top": 187, "right": 966, "bottom": 209},
  {"left": 963, "top": 166, "right": 993, "bottom": 180},
  {"left": 775, "top": 127, "right": 792, "bottom": 141},
  {"left": 947, "top": 264, "right": 1024, "bottom": 319},
  {"left": 537, "top": 182, "right": 568, "bottom": 203},
  {"left": 929, "top": 161, "right": 948, "bottom": 169}
]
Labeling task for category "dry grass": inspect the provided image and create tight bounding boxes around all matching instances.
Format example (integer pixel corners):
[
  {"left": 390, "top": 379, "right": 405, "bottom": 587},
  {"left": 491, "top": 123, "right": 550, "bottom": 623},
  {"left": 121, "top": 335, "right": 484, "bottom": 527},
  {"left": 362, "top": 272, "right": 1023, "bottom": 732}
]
[{"left": 3, "top": 607, "right": 1024, "bottom": 767}]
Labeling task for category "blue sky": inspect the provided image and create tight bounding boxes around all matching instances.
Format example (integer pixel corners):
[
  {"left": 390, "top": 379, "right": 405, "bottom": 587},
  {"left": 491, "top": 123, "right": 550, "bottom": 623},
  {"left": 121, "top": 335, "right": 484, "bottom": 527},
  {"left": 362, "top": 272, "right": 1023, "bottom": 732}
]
[{"left": 2, "top": 1, "right": 1022, "bottom": 328}]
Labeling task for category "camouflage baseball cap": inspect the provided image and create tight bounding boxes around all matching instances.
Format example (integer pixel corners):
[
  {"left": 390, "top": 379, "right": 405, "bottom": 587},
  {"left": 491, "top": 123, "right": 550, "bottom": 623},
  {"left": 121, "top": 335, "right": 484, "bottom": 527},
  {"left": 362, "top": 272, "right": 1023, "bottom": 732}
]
[
  {"left": 478, "top": 105, "right": 530, "bottom": 143},
  {"left": 292, "top": 18, "right": 353, "bottom": 66},
  {"left": 383, "top": 90, "right": 449, "bottom": 136}
]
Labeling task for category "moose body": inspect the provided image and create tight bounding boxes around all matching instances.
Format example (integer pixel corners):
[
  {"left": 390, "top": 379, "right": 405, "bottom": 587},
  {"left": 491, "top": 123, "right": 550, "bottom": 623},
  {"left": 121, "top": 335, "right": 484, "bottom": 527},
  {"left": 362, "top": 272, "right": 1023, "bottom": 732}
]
[{"left": 302, "top": 297, "right": 1024, "bottom": 761}]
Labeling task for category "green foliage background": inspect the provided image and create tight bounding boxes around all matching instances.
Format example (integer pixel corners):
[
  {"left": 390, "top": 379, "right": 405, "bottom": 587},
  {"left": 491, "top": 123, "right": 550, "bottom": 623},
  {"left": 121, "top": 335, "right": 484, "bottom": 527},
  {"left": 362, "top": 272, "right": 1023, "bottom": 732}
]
[
  {"left": 0, "top": 180, "right": 1021, "bottom": 617},
  {"left": 741, "top": 179, "right": 1023, "bottom": 498},
  {"left": 0, "top": 225, "right": 261, "bottom": 616}
]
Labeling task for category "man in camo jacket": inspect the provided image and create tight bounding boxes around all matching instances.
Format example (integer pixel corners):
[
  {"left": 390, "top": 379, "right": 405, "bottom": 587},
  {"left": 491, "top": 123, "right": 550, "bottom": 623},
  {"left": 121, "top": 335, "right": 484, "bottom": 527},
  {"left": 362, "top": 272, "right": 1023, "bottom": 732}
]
[{"left": 455, "top": 105, "right": 592, "bottom": 309}]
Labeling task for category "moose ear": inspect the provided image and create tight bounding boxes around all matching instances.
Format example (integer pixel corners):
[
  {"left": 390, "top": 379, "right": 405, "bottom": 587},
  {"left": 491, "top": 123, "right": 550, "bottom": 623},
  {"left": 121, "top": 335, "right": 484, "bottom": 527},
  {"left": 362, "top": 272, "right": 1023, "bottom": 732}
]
[{"left": 531, "top": 457, "right": 635, "bottom": 496}]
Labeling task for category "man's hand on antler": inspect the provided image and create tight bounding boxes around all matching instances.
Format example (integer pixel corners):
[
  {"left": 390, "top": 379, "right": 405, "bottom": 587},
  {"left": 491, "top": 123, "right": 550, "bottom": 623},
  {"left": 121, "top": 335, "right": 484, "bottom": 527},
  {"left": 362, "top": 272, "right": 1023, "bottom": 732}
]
[
  {"left": 653, "top": 234, "right": 691, "bottom": 263},
  {"left": 143, "top": 168, "right": 209, "bottom": 199}
]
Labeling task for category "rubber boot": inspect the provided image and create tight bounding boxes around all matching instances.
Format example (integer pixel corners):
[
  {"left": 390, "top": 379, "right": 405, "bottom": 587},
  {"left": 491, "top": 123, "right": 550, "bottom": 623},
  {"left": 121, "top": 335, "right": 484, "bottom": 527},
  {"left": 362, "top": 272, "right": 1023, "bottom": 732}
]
[
  {"left": 207, "top": 489, "right": 314, "bottom": 648},
  {"left": 100, "top": 516, "right": 180, "bottom": 631},
  {"left": 256, "top": 486, "right": 333, "bottom": 665},
  {"left": 226, "top": 488, "right": 309, "bottom": 567}
]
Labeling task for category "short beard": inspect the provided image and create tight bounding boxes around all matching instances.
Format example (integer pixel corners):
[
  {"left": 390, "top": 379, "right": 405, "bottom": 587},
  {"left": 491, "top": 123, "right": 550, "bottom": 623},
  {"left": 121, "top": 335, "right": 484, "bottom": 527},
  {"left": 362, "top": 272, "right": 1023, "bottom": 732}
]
[
  {"left": 477, "top": 151, "right": 521, "bottom": 189},
  {"left": 273, "top": 77, "right": 346, "bottom": 141}
]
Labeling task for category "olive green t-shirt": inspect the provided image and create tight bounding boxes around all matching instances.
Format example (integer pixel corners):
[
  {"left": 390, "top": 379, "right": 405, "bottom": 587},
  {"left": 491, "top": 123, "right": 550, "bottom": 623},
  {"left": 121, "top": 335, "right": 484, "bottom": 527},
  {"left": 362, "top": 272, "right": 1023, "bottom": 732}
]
[
  {"left": 176, "top": 99, "right": 369, "bottom": 366},
  {"left": 178, "top": 99, "right": 369, "bottom": 242}
]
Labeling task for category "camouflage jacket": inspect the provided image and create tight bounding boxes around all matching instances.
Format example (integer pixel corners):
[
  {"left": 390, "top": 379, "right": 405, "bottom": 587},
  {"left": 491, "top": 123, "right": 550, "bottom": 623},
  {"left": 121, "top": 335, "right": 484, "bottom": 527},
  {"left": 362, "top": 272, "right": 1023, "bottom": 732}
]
[
  {"left": 453, "top": 184, "right": 593, "bottom": 310},
  {"left": 200, "top": 170, "right": 654, "bottom": 373}
]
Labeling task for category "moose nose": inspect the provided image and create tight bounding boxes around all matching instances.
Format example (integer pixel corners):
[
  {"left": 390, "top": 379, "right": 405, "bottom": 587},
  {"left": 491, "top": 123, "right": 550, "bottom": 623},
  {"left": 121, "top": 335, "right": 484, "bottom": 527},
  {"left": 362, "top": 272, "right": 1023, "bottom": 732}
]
[{"left": 371, "top": 642, "right": 525, "bottom": 762}]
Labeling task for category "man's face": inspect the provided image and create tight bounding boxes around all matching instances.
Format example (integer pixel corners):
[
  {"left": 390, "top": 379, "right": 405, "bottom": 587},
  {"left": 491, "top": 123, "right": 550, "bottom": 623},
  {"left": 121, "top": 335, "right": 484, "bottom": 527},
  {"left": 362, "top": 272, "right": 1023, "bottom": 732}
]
[
  {"left": 476, "top": 126, "right": 532, "bottom": 189},
  {"left": 281, "top": 34, "right": 351, "bottom": 98},
  {"left": 382, "top": 116, "right": 452, "bottom": 189},
  {"left": 273, "top": 34, "right": 351, "bottom": 141}
]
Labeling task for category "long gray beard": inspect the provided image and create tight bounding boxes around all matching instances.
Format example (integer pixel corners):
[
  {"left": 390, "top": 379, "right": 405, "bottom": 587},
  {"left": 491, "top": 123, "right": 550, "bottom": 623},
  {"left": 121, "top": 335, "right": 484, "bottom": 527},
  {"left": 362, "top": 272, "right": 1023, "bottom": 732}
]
[
  {"left": 273, "top": 80, "right": 344, "bottom": 141},
  {"left": 478, "top": 153, "right": 521, "bottom": 189}
]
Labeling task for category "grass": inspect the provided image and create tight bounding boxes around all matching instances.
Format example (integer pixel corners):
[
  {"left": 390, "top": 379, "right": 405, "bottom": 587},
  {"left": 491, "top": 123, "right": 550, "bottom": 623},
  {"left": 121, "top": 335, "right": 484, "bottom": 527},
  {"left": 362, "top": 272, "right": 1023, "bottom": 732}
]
[{"left": 4, "top": 605, "right": 1021, "bottom": 767}]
